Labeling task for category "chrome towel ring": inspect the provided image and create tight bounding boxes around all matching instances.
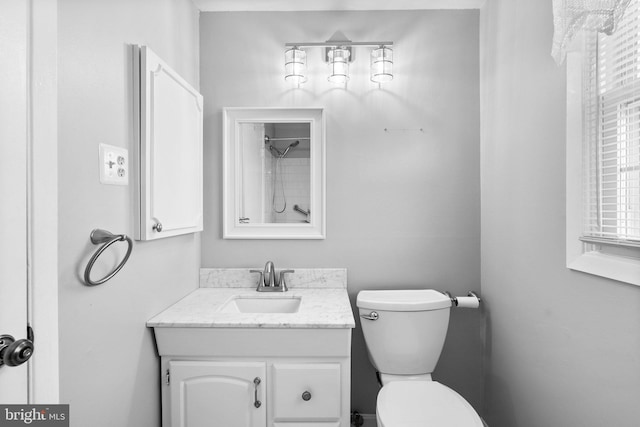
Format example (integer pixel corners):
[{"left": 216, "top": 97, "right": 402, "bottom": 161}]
[{"left": 84, "top": 229, "right": 133, "bottom": 286}]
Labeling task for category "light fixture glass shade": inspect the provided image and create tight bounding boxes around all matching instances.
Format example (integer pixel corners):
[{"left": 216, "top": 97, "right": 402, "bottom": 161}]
[
  {"left": 327, "top": 47, "right": 350, "bottom": 84},
  {"left": 370, "top": 46, "right": 393, "bottom": 83},
  {"left": 284, "top": 47, "right": 307, "bottom": 85}
]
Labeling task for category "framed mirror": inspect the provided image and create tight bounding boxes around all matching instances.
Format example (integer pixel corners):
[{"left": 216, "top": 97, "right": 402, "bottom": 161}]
[{"left": 223, "top": 108, "right": 325, "bottom": 239}]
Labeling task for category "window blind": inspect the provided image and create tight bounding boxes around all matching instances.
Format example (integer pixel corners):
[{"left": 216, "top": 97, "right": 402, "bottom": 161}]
[{"left": 583, "top": 0, "right": 640, "bottom": 244}]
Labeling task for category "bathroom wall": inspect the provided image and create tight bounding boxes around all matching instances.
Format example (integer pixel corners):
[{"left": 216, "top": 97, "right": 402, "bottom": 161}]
[
  {"left": 200, "top": 11, "right": 482, "bottom": 415},
  {"left": 480, "top": 1, "right": 640, "bottom": 426},
  {"left": 57, "top": 0, "right": 199, "bottom": 425}
]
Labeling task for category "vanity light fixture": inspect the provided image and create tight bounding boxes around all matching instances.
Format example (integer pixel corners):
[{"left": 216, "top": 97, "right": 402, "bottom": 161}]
[
  {"left": 327, "top": 47, "right": 350, "bottom": 83},
  {"left": 284, "top": 37, "right": 394, "bottom": 86},
  {"left": 284, "top": 47, "right": 307, "bottom": 86},
  {"left": 370, "top": 45, "right": 393, "bottom": 83}
]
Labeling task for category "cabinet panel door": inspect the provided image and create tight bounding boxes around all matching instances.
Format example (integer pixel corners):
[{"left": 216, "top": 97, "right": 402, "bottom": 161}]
[
  {"left": 271, "top": 363, "right": 341, "bottom": 422},
  {"left": 134, "top": 45, "right": 203, "bottom": 241},
  {"left": 170, "top": 361, "right": 266, "bottom": 427}
]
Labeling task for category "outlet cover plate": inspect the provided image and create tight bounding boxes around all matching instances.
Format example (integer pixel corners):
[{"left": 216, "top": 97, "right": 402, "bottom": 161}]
[{"left": 99, "top": 143, "right": 129, "bottom": 185}]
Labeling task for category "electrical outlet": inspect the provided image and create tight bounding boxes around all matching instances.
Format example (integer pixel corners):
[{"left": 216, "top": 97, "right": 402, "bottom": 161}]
[{"left": 99, "top": 143, "right": 129, "bottom": 185}]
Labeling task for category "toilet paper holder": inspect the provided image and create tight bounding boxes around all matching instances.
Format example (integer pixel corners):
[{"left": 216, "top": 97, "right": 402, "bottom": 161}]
[{"left": 443, "top": 291, "right": 482, "bottom": 308}]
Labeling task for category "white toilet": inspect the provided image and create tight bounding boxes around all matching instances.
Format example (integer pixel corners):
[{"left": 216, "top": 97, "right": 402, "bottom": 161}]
[{"left": 356, "top": 289, "right": 483, "bottom": 427}]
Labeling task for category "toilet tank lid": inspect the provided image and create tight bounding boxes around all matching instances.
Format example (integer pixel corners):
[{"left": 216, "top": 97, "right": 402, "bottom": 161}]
[{"left": 356, "top": 289, "right": 451, "bottom": 311}]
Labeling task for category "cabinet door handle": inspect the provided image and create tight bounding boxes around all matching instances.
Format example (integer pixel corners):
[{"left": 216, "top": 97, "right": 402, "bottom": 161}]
[
  {"left": 253, "top": 377, "right": 262, "bottom": 408},
  {"left": 302, "top": 390, "right": 312, "bottom": 401}
]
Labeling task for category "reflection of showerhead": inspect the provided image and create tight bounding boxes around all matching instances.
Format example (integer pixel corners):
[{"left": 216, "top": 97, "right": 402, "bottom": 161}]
[
  {"left": 282, "top": 140, "right": 299, "bottom": 158},
  {"left": 266, "top": 139, "right": 299, "bottom": 158},
  {"left": 268, "top": 145, "right": 282, "bottom": 157}
]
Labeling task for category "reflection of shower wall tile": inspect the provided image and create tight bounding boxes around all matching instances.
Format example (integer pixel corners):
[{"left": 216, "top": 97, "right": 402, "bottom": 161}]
[{"left": 273, "top": 158, "right": 310, "bottom": 223}]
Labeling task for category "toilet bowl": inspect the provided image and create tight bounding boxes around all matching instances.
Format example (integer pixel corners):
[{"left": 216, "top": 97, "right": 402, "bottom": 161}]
[
  {"left": 356, "top": 289, "right": 482, "bottom": 427},
  {"left": 376, "top": 381, "right": 483, "bottom": 427}
]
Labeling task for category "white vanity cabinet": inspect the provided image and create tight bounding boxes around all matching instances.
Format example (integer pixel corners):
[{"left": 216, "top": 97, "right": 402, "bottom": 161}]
[
  {"left": 148, "top": 285, "right": 356, "bottom": 427},
  {"left": 156, "top": 328, "right": 351, "bottom": 427}
]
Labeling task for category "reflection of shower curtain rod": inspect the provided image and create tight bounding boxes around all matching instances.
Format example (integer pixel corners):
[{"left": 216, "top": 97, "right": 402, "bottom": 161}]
[{"left": 266, "top": 136, "right": 310, "bottom": 141}]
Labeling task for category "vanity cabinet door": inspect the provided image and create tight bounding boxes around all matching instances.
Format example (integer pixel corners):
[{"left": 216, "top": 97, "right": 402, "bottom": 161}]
[
  {"left": 271, "top": 363, "right": 341, "bottom": 423},
  {"left": 169, "top": 361, "right": 266, "bottom": 427}
]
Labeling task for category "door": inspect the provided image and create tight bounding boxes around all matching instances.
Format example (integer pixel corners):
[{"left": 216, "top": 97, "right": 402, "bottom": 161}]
[
  {"left": 0, "top": 0, "right": 31, "bottom": 402},
  {"left": 170, "top": 361, "right": 266, "bottom": 427}
]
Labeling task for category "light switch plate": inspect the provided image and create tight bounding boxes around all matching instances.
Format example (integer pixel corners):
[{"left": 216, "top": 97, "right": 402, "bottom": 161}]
[{"left": 99, "top": 143, "right": 129, "bottom": 185}]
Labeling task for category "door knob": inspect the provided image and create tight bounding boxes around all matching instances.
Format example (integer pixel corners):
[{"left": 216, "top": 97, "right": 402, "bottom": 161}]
[{"left": 0, "top": 328, "right": 34, "bottom": 368}]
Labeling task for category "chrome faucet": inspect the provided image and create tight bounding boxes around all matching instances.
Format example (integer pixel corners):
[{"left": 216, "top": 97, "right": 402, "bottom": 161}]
[
  {"left": 263, "top": 261, "right": 276, "bottom": 287},
  {"left": 250, "top": 261, "right": 294, "bottom": 292}
]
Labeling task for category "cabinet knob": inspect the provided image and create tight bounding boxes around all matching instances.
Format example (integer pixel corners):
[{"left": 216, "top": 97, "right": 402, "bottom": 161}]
[
  {"left": 153, "top": 222, "right": 163, "bottom": 232},
  {"left": 301, "top": 391, "right": 312, "bottom": 401}
]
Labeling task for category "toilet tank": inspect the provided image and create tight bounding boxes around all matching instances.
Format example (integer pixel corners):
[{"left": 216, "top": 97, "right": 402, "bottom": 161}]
[{"left": 356, "top": 290, "right": 451, "bottom": 376}]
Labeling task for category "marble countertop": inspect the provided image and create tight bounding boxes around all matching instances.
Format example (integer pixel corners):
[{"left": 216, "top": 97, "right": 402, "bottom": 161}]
[{"left": 147, "top": 287, "right": 356, "bottom": 329}]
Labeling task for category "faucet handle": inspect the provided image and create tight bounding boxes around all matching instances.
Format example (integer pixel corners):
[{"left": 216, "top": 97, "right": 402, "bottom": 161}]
[
  {"left": 278, "top": 270, "right": 294, "bottom": 291},
  {"left": 249, "top": 270, "right": 264, "bottom": 288}
]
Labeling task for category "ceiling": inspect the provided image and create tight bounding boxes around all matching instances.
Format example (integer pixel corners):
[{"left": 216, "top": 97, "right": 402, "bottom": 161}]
[{"left": 193, "top": 0, "right": 484, "bottom": 12}]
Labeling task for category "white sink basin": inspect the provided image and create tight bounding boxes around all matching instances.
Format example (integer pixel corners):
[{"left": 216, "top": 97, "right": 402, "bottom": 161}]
[{"left": 220, "top": 296, "right": 302, "bottom": 313}]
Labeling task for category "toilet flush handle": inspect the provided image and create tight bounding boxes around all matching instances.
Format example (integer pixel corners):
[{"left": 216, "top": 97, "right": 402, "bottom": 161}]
[{"left": 360, "top": 311, "right": 378, "bottom": 321}]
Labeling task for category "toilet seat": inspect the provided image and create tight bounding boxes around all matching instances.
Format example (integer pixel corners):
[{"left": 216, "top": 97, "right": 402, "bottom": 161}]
[{"left": 377, "top": 381, "right": 483, "bottom": 427}]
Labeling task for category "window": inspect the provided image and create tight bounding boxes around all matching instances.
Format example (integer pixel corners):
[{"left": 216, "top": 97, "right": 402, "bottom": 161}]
[{"left": 566, "top": 0, "right": 640, "bottom": 286}]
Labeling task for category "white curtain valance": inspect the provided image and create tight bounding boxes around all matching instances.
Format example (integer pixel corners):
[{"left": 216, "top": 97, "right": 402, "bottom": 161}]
[{"left": 552, "top": 0, "right": 633, "bottom": 65}]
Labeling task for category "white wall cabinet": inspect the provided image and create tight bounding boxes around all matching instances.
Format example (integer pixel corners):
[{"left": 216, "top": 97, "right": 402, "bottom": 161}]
[{"left": 133, "top": 45, "right": 203, "bottom": 241}]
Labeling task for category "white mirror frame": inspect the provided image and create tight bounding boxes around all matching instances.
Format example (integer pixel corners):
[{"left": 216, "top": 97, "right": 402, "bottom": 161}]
[{"left": 223, "top": 107, "right": 326, "bottom": 239}]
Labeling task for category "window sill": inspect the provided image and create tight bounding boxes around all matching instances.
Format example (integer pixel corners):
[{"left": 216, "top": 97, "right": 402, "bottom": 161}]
[{"left": 568, "top": 251, "right": 640, "bottom": 287}]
